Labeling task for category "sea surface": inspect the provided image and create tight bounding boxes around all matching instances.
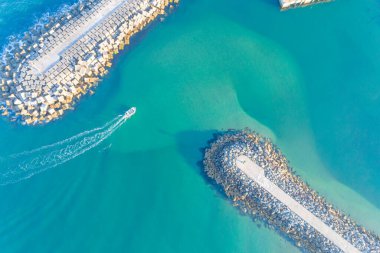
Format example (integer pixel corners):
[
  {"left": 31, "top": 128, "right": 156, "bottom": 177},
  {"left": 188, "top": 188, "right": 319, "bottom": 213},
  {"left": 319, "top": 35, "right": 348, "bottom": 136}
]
[{"left": 0, "top": 0, "right": 379, "bottom": 252}]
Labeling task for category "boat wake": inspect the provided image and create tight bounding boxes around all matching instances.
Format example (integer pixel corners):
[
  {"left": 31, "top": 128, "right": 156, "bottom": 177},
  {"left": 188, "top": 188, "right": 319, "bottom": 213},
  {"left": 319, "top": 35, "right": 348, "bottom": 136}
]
[{"left": 0, "top": 113, "right": 129, "bottom": 186}]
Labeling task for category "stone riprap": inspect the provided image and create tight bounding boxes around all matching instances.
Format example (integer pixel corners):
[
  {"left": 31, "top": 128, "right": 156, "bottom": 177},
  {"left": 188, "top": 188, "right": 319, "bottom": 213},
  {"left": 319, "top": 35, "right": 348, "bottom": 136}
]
[
  {"left": 203, "top": 129, "right": 380, "bottom": 253},
  {"left": 0, "top": 0, "right": 178, "bottom": 125},
  {"left": 279, "top": 0, "right": 330, "bottom": 10}
]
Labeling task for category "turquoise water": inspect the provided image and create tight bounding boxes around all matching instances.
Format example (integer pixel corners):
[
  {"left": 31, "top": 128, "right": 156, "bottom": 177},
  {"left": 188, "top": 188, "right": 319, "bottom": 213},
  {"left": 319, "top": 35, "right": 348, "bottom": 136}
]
[{"left": 1, "top": 0, "right": 380, "bottom": 252}]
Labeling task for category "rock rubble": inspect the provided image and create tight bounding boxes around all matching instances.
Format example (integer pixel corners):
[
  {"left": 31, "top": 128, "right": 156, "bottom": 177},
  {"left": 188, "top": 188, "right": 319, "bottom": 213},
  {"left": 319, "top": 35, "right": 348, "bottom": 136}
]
[
  {"left": 0, "top": 0, "right": 179, "bottom": 125},
  {"left": 203, "top": 129, "right": 380, "bottom": 253}
]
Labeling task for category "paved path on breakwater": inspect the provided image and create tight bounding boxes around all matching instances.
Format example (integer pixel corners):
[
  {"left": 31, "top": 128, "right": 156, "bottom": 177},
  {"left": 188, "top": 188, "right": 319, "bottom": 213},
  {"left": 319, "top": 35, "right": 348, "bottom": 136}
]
[
  {"left": 29, "top": 0, "right": 127, "bottom": 74},
  {"left": 235, "top": 155, "right": 360, "bottom": 253}
]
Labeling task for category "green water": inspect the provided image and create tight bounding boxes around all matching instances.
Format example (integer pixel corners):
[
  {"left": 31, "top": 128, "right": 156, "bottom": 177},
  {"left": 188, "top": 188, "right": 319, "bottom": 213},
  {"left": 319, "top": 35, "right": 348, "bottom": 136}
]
[{"left": 0, "top": 0, "right": 379, "bottom": 252}]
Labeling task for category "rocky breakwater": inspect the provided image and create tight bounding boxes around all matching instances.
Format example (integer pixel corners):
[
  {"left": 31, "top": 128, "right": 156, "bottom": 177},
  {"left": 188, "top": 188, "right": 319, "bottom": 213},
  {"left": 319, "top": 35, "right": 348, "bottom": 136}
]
[
  {"left": 0, "top": 0, "right": 179, "bottom": 125},
  {"left": 203, "top": 129, "right": 380, "bottom": 253},
  {"left": 279, "top": 0, "right": 330, "bottom": 10}
]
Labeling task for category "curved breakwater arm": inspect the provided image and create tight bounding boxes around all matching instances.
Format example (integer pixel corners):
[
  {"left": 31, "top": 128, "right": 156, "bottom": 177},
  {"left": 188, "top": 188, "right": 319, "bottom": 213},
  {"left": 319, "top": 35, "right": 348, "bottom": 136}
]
[
  {"left": 203, "top": 130, "right": 380, "bottom": 253},
  {"left": 0, "top": 0, "right": 178, "bottom": 125}
]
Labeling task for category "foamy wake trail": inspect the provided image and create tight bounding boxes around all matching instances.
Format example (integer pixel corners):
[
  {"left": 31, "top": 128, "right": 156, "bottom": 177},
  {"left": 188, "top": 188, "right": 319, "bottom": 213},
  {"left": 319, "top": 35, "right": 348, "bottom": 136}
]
[{"left": 0, "top": 114, "right": 128, "bottom": 186}]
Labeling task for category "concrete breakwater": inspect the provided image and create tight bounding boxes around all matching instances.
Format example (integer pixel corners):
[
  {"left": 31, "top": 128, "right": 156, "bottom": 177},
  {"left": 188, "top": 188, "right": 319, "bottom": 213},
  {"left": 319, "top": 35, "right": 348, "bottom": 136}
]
[
  {"left": 0, "top": 0, "right": 178, "bottom": 125},
  {"left": 203, "top": 129, "right": 380, "bottom": 253},
  {"left": 279, "top": 0, "right": 330, "bottom": 10}
]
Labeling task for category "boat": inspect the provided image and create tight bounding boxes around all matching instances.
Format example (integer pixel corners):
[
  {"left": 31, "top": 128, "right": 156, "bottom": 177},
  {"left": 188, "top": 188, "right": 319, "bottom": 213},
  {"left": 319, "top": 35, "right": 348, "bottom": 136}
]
[{"left": 124, "top": 107, "right": 136, "bottom": 119}]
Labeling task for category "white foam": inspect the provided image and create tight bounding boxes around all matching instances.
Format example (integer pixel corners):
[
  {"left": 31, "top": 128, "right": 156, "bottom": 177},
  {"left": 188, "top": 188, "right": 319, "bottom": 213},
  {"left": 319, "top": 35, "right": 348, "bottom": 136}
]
[{"left": 0, "top": 113, "right": 130, "bottom": 186}]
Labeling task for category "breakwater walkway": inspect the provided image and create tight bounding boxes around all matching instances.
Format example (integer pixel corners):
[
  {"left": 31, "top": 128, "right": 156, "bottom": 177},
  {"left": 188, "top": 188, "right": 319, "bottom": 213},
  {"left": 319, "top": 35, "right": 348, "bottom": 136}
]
[
  {"left": 30, "top": 0, "right": 128, "bottom": 74},
  {"left": 236, "top": 155, "right": 360, "bottom": 253},
  {"left": 0, "top": 0, "right": 178, "bottom": 125}
]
